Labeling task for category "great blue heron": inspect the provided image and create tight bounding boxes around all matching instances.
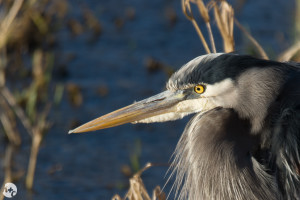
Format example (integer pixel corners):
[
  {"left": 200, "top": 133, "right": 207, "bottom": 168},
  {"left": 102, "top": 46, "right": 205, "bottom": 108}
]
[{"left": 69, "top": 53, "right": 300, "bottom": 200}]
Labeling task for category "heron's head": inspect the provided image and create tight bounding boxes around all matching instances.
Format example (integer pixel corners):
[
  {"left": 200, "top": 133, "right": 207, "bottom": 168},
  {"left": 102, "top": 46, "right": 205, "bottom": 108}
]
[{"left": 69, "top": 53, "right": 286, "bottom": 134}]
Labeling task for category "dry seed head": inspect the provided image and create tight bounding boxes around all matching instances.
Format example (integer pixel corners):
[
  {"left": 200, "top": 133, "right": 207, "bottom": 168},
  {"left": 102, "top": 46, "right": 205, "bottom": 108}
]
[
  {"left": 219, "top": 1, "right": 234, "bottom": 37},
  {"left": 196, "top": 0, "right": 210, "bottom": 23},
  {"left": 214, "top": 1, "right": 235, "bottom": 52},
  {"left": 182, "top": 0, "right": 194, "bottom": 20}
]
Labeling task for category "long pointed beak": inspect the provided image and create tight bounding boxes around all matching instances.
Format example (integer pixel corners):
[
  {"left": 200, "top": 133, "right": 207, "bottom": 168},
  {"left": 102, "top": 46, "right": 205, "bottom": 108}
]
[{"left": 68, "top": 90, "right": 185, "bottom": 134}]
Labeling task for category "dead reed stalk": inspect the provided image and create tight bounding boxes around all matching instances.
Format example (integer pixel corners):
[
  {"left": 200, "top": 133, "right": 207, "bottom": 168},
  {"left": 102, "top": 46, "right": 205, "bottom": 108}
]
[
  {"left": 234, "top": 19, "right": 269, "bottom": 60},
  {"left": 112, "top": 163, "right": 166, "bottom": 200},
  {"left": 277, "top": 0, "right": 300, "bottom": 62},
  {"left": 213, "top": 0, "right": 235, "bottom": 53},
  {"left": 0, "top": 0, "right": 24, "bottom": 49},
  {"left": 182, "top": 0, "right": 211, "bottom": 53},
  {"left": 194, "top": 0, "right": 216, "bottom": 53},
  {"left": 182, "top": 0, "right": 236, "bottom": 53},
  {"left": 25, "top": 103, "right": 51, "bottom": 189},
  {"left": 25, "top": 129, "right": 42, "bottom": 189},
  {"left": 181, "top": 0, "right": 270, "bottom": 59},
  {"left": 1, "top": 87, "right": 34, "bottom": 136},
  {"left": 277, "top": 40, "right": 300, "bottom": 61},
  {"left": 0, "top": 145, "right": 14, "bottom": 200}
]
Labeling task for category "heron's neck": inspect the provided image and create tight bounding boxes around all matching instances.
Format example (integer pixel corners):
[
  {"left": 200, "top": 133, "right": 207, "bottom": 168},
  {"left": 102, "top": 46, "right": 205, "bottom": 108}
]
[
  {"left": 234, "top": 67, "right": 287, "bottom": 134},
  {"left": 171, "top": 109, "right": 279, "bottom": 200}
]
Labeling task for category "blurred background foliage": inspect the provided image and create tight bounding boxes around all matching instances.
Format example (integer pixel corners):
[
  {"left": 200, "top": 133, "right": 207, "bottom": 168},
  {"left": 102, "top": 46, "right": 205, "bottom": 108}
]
[{"left": 0, "top": 0, "right": 299, "bottom": 199}]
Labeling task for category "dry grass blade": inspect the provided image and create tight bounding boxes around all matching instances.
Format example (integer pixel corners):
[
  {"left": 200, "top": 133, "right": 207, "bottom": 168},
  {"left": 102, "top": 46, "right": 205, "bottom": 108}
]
[
  {"left": 181, "top": 0, "right": 211, "bottom": 53},
  {"left": 25, "top": 128, "right": 42, "bottom": 190},
  {"left": 234, "top": 19, "right": 269, "bottom": 60},
  {"left": 205, "top": 23, "right": 216, "bottom": 53},
  {"left": 0, "top": 145, "right": 14, "bottom": 200},
  {"left": 0, "top": 0, "right": 24, "bottom": 49},
  {"left": 195, "top": 0, "right": 209, "bottom": 22},
  {"left": 213, "top": 1, "right": 235, "bottom": 52},
  {"left": 26, "top": 104, "right": 51, "bottom": 190},
  {"left": 113, "top": 163, "right": 166, "bottom": 200},
  {"left": 1, "top": 86, "right": 34, "bottom": 136},
  {"left": 152, "top": 186, "right": 166, "bottom": 200},
  {"left": 126, "top": 175, "right": 152, "bottom": 200},
  {"left": 194, "top": 0, "right": 216, "bottom": 53},
  {"left": 277, "top": 40, "right": 300, "bottom": 61},
  {"left": 112, "top": 194, "right": 123, "bottom": 200},
  {"left": 0, "top": 49, "right": 7, "bottom": 86},
  {"left": 0, "top": 95, "right": 21, "bottom": 145}
]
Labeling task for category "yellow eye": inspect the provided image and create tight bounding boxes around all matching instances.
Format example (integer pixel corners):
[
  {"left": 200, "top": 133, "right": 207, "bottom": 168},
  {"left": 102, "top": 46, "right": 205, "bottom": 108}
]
[{"left": 194, "top": 85, "right": 205, "bottom": 94}]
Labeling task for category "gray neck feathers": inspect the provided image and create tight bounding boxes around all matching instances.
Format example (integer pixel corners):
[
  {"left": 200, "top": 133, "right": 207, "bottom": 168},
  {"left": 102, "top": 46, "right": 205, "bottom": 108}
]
[
  {"left": 170, "top": 109, "right": 279, "bottom": 200},
  {"left": 234, "top": 67, "right": 285, "bottom": 133}
]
